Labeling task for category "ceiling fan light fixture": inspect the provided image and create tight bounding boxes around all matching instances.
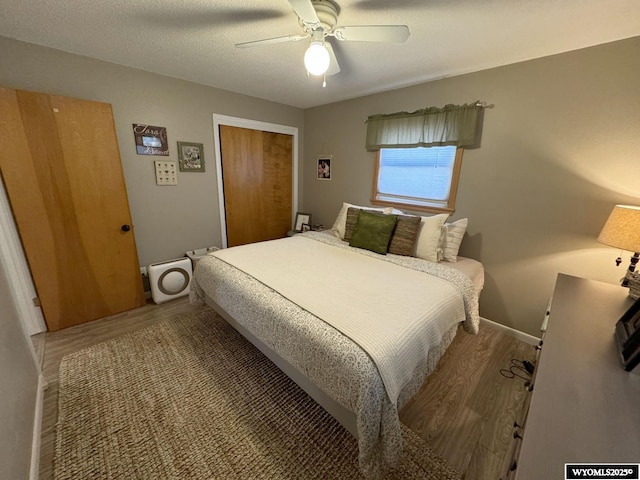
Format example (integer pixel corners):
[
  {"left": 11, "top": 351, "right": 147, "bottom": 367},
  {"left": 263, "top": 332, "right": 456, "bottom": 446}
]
[{"left": 304, "top": 41, "right": 330, "bottom": 76}]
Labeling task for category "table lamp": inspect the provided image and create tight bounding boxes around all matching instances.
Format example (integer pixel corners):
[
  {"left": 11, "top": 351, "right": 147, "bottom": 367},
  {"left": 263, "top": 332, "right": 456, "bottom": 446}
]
[{"left": 597, "top": 205, "right": 640, "bottom": 290}]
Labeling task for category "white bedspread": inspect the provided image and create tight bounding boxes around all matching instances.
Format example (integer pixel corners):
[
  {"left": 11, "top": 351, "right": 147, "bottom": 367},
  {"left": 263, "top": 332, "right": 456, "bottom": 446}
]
[
  {"left": 191, "top": 231, "right": 480, "bottom": 477},
  {"left": 214, "top": 235, "right": 465, "bottom": 405}
]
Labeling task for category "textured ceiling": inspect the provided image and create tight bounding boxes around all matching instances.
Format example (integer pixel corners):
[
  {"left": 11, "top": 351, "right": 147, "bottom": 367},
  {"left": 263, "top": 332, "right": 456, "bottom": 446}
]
[{"left": 1, "top": 0, "right": 639, "bottom": 108}]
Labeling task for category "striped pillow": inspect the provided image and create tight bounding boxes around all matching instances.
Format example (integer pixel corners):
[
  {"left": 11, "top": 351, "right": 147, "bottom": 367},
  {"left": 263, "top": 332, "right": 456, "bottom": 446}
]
[
  {"left": 343, "top": 207, "right": 362, "bottom": 242},
  {"left": 388, "top": 214, "right": 421, "bottom": 256},
  {"left": 440, "top": 218, "right": 468, "bottom": 262}
]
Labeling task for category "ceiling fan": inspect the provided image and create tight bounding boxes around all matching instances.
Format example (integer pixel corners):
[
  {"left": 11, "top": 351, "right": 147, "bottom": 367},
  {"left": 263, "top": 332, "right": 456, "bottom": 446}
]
[{"left": 235, "top": 0, "right": 410, "bottom": 84}]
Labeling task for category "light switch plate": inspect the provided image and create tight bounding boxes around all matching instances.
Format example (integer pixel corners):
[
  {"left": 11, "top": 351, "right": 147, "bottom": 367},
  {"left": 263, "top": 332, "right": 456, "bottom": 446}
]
[{"left": 154, "top": 161, "right": 178, "bottom": 185}]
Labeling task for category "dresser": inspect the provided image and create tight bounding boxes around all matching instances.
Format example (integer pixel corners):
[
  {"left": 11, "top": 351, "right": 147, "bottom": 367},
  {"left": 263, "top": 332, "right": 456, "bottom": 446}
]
[{"left": 511, "top": 274, "right": 640, "bottom": 479}]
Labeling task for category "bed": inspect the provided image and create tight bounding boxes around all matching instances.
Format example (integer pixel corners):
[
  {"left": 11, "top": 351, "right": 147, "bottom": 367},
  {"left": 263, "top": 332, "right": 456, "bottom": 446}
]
[{"left": 190, "top": 216, "right": 481, "bottom": 478}]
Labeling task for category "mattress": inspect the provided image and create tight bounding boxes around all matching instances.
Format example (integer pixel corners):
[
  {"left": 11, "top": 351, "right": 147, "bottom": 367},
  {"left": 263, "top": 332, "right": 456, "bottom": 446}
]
[{"left": 445, "top": 256, "right": 485, "bottom": 293}]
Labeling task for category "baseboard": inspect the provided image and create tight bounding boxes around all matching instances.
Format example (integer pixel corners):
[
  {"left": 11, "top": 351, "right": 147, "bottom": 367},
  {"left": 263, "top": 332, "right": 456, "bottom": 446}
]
[
  {"left": 30, "top": 373, "right": 45, "bottom": 480},
  {"left": 480, "top": 317, "right": 540, "bottom": 346}
]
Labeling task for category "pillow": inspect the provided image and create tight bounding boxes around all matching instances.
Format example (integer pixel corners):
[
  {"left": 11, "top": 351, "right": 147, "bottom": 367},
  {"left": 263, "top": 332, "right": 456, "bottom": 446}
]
[
  {"left": 414, "top": 214, "right": 449, "bottom": 262},
  {"left": 343, "top": 207, "right": 362, "bottom": 242},
  {"left": 388, "top": 214, "right": 421, "bottom": 256},
  {"left": 439, "top": 218, "right": 468, "bottom": 262},
  {"left": 330, "top": 202, "right": 392, "bottom": 240},
  {"left": 349, "top": 210, "right": 398, "bottom": 255}
]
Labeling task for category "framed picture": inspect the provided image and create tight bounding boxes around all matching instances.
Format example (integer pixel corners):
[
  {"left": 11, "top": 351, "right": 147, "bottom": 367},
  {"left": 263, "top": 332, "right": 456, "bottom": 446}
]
[
  {"left": 301, "top": 223, "right": 311, "bottom": 233},
  {"left": 132, "top": 124, "right": 169, "bottom": 156},
  {"left": 615, "top": 297, "right": 640, "bottom": 371},
  {"left": 317, "top": 156, "right": 331, "bottom": 180},
  {"left": 177, "top": 141, "right": 205, "bottom": 172},
  {"left": 294, "top": 212, "right": 311, "bottom": 232}
]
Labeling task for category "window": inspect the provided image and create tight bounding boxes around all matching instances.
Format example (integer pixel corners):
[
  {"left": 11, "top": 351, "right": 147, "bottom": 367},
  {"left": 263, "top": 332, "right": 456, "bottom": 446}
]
[{"left": 371, "top": 145, "right": 463, "bottom": 214}]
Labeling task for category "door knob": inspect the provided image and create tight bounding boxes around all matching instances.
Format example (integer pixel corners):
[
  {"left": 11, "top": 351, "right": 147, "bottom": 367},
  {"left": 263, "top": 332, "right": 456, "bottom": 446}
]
[{"left": 121, "top": 224, "right": 131, "bottom": 232}]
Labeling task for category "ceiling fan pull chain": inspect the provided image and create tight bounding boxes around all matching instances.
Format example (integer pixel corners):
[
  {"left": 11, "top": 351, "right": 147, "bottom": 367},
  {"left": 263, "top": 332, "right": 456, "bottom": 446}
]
[{"left": 323, "top": 73, "right": 327, "bottom": 88}]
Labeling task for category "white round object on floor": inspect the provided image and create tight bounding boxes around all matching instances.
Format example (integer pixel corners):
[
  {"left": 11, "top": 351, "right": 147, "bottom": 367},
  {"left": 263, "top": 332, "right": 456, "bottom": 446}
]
[{"left": 148, "top": 257, "right": 192, "bottom": 304}]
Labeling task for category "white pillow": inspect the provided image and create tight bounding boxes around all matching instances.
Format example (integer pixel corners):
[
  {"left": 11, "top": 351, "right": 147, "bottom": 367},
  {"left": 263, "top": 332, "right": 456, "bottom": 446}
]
[
  {"left": 331, "top": 202, "right": 392, "bottom": 240},
  {"left": 439, "top": 218, "right": 468, "bottom": 262},
  {"left": 414, "top": 214, "right": 449, "bottom": 262}
]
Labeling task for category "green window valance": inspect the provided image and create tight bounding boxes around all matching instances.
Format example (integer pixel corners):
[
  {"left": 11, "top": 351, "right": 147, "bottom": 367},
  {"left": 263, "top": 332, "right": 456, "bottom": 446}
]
[{"left": 365, "top": 101, "right": 482, "bottom": 150}]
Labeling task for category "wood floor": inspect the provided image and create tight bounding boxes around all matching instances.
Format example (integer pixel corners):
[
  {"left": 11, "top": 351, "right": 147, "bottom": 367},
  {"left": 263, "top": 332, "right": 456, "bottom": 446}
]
[
  {"left": 399, "top": 322, "right": 535, "bottom": 479},
  {"left": 36, "top": 297, "right": 535, "bottom": 480}
]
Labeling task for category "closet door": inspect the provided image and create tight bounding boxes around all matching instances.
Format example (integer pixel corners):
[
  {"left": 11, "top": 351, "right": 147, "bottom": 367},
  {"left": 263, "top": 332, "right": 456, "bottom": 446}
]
[
  {"left": 219, "top": 125, "right": 293, "bottom": 247},
  {"left": 0, "top": 87, "right": 145, "bottom": 331}
]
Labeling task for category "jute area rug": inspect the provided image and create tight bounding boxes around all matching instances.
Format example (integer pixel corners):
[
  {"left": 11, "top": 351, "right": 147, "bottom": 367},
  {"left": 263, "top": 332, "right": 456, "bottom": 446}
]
[{"left": 54, "top": 309, "right": 461, "bottom": 479}]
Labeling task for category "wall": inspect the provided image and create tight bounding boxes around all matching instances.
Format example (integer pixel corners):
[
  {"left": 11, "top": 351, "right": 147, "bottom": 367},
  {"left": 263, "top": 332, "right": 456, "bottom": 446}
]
[
  {"left": 0, "top": 260, "right": 40, "bottom": 479},
  {"left": 1, "top": 35, "right": 639, "bottom": 336},
  {"left": 303, "top": 37, "right": 640, "bottom": 336},
  {"left": 0, "top": 36, "right": 305, "bottom": 267}
]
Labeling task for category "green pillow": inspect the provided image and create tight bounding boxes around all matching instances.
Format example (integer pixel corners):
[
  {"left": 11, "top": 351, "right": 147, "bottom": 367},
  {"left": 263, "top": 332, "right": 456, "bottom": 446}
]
[{"left": 349, "top": 210, "right": 398, "bottom": 254}]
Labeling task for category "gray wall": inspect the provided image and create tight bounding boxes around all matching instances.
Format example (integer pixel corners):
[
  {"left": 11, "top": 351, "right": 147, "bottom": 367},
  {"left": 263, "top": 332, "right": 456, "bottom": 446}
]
[
  {"left": 0, "top": 36, "right": 305, "bottom": 267},
  {"left": 303, "top": 37, "right": 640, "bottom": 336},
  {"left": 0, "top": 261, "right": 39, "bottom": 479},
  {"left": 2, "top": 35, "right": 639, "bottom": 337}
]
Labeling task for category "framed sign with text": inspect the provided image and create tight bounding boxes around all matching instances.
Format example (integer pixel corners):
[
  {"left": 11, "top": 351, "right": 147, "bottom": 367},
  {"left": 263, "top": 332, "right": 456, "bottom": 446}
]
[{"left": 132, "top": 124, "right": 169, "bottom": 156}]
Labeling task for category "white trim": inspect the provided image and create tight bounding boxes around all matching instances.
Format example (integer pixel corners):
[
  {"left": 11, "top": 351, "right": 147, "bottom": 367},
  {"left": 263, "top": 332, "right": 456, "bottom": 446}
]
[
  {"left": 480, "top": 316, "right": 541, "bottom": 345},
  {"left": 29, "top": 374, "right": 46, "bottom": 480},
  {"left": 212, "top": 114, "right": 299, "bottom": 248},
  {"left": 0, "top": 178, "right": 46, "bottom": 335}
]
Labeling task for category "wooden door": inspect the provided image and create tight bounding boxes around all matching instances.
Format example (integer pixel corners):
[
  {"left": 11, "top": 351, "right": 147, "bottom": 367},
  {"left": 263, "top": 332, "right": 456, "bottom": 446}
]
[
  {"left": 219, "top": 125, "right": 293, "bottom": 246},
  {"left": 0, "top": 87, "right": 145, "bottom": 331}
]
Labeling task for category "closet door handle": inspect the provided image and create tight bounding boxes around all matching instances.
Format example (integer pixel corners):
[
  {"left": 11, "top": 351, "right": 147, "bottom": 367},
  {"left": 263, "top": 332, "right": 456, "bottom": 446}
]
[{"left": 121, "top": 224, "right": 131, "bottom": 232}]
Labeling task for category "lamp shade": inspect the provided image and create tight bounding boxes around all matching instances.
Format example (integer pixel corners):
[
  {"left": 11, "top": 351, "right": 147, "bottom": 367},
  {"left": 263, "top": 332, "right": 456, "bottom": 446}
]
[
  {"left": 597, "top": 205, "right": 640, "bottom": 252},
  {"left": 304, "top": 42, "right": 330, "bottom": 76}
]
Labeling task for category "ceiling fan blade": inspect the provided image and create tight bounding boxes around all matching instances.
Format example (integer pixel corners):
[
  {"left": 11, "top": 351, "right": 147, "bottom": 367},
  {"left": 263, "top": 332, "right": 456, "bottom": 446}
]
[
  {"left": 236, "top": 34, "right": 308, "bottom": 48},
  {"left": 288, "top": 0, "right": 321, "bottom": 26},
  {"left": 325, "top": 42, "right": 341, "bottom": 76},
  {"left": 333, "top": 25, "right": 410, "bottom": 42}
]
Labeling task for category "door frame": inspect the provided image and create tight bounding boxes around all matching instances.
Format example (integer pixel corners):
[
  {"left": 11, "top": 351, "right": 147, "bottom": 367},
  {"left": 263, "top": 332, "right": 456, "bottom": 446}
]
[
  {"left": 0, "top": 178, "right": 46, "bottom": 335},
  {"left": 212, "top": 114, "right": 299, "bottom": 248}
]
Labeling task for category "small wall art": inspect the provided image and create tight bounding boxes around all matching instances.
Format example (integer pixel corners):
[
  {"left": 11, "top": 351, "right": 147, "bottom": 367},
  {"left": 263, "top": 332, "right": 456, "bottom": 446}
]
[
  {"left": 133, "top": 124, "right": 169, "bottom": 156},
  {"left": 154, "top": 161, "right": 178, "bottom": 185},
  {"left": 317, "top": 156, "right": 331, "bottom": 180},
  {"left": 177, "top": 141, "right": 205, "bottom": 172}
]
